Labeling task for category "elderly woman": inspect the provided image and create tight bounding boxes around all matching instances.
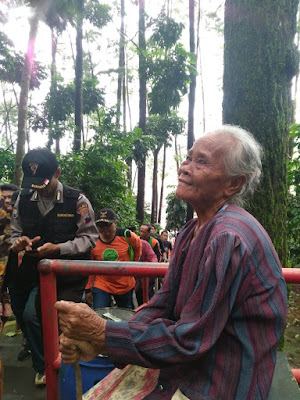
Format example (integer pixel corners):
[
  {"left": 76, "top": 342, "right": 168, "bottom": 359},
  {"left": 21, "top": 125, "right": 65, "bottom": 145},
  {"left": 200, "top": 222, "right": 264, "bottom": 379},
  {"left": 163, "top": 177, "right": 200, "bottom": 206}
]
[{"left": 56, "top": 125, "right": 287, "bottom": 400}]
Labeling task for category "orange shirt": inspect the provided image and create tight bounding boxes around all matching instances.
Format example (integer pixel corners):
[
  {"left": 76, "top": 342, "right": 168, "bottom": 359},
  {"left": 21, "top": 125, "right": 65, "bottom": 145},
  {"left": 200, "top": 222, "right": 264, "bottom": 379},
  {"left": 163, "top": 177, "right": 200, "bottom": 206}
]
[{"left": 86, "top": 228, "right": 141, "bottom": 295}]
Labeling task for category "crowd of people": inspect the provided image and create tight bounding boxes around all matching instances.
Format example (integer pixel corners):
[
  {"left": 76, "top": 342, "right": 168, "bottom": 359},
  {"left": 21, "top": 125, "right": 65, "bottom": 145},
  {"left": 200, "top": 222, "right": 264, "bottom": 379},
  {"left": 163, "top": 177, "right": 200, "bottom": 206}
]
[{"left": 0, "top": 124, "right": 287, "bottom": 399}]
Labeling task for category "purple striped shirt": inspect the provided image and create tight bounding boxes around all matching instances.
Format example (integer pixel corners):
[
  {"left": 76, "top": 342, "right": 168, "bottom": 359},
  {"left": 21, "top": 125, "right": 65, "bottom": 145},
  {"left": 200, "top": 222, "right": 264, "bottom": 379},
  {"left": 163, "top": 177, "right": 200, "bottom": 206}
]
[{"left": 106, "top": 204, "right": 287, "bottom": 399}]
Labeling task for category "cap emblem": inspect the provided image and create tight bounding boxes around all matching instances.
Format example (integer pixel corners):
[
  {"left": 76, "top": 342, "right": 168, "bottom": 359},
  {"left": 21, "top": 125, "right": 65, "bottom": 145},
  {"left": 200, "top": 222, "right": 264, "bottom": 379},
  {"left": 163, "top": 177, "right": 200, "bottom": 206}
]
[{"left": 29, "top": 163, "right": 39, "bottom": 176}]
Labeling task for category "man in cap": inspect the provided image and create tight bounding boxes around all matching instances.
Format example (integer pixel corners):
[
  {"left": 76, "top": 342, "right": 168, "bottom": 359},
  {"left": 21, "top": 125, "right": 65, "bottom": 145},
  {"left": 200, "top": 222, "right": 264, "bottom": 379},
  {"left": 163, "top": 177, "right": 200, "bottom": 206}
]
[
  {"left": 160, "top": 230, "right": 173, "bottom": 261},
  {"left": 85, "top": 208, "right": 141, "bottom": 310},
  {"left": 10, "top": 147, "right": 98, "bottom": 386}
]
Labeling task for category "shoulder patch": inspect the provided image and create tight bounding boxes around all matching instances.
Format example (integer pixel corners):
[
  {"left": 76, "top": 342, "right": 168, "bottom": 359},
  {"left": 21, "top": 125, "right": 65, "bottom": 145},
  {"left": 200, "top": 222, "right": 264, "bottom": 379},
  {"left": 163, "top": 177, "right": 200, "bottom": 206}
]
[{"left": 77, "top": 203, "right": 91, "bottom": 224}]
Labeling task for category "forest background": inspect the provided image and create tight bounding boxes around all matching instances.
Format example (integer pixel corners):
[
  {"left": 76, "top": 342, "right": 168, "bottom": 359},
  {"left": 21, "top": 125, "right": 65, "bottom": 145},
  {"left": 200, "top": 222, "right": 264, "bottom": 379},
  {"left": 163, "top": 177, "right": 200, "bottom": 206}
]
[{"left": 0, "top": 0, "right": 300, "bottom": 272}]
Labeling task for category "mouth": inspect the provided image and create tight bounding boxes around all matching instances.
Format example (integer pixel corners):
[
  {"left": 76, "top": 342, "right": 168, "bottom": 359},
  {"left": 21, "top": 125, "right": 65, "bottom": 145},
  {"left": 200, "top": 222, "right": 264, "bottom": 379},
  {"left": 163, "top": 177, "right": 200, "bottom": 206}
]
[{"left": 178, "top": 177, "right": 191, "bottom": 186}]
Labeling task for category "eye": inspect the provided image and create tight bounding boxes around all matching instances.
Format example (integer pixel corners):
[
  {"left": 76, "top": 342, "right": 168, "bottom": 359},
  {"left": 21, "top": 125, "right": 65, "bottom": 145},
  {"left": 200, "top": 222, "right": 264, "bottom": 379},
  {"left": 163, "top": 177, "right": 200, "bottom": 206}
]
[
  {"left": 185, "top": 155, "right": 192, "bottom": 161},
  {"left": 196, "top": 158, "right": 206, "bottom": 164}
]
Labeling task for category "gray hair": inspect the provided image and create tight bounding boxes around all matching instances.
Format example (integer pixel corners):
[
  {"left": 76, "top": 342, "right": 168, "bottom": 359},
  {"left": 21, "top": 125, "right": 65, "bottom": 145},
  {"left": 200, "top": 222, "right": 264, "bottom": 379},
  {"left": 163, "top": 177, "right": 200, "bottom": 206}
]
[{"left": 207, "top": 125, "right": 263, "bottom": 206}]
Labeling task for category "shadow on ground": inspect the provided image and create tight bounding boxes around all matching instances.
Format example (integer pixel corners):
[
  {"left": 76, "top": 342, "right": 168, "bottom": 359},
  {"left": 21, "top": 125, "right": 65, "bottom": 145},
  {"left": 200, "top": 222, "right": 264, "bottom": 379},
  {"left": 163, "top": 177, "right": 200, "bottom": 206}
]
[{"left": 1, "top": 320, "right": 46, "bottom": 400}]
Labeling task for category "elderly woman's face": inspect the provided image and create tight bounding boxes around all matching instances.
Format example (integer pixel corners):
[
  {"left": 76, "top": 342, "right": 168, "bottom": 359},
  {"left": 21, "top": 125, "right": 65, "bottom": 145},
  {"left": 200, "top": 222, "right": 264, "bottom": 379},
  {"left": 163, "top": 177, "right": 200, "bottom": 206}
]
[{"left": 176, "top": 135, "right": 231, "bottom": 210}]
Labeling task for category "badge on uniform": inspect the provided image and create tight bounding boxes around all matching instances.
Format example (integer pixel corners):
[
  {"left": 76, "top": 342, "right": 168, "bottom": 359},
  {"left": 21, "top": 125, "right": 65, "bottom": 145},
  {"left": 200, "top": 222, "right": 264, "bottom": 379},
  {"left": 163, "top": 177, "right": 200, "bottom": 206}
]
[{"left": 77, "top": 203, "right": 91, "bottom": 224}]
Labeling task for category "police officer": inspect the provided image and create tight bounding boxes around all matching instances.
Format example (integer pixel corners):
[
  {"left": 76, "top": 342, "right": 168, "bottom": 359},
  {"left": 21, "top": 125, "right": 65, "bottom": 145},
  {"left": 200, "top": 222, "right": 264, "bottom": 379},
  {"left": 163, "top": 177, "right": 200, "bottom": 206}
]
[{"left": 10, "top": 148, "right": 98, "bottom": 387}]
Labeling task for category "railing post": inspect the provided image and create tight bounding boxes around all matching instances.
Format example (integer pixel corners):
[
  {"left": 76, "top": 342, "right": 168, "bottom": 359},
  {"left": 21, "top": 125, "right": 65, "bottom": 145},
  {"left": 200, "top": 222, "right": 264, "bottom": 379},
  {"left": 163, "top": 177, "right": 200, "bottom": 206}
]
[
  {"left": 39, "top": 259, "right": 60, "bottom": 400},
  {"left": 142, "top": 277, "right": 149, "bottom": 304}
]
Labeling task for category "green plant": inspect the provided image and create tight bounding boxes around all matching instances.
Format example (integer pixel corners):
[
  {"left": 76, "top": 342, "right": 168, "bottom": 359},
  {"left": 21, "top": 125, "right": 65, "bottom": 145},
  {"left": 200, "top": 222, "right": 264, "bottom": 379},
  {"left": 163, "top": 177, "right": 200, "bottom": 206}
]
[
  {"left": 165, "top": 190, "right": 187, "bottom": 233},
  {"left": 287, "top": 123, "right": 300, "bottom": 267},
  {"left": 0, "top": 147, "right": 15, "bottom": 184},
  {"left": 58, "top": 108, "right": 143, "bottom": 226}
]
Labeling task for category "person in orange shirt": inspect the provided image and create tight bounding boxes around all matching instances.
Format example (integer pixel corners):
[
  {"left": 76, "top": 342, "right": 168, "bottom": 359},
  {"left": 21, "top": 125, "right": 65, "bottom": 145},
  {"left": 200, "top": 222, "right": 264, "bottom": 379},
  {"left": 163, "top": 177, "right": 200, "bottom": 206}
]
[{"left": 86, "top": 208, "right": 142, "bottom": 310}]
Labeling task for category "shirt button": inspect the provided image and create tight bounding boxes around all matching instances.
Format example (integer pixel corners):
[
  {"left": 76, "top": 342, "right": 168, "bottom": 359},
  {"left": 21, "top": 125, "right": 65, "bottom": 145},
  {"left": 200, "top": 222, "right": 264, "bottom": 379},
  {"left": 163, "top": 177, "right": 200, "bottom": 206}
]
[{"left": 158, "top": 384, "right": 164, "bottom": 392}]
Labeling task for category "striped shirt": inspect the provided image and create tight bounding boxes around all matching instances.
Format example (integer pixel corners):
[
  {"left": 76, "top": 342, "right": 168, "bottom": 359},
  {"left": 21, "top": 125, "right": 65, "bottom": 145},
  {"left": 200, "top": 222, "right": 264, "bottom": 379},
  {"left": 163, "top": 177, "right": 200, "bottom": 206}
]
[{"left": 106, "top": 204, "right": 287, "bottom": 399}]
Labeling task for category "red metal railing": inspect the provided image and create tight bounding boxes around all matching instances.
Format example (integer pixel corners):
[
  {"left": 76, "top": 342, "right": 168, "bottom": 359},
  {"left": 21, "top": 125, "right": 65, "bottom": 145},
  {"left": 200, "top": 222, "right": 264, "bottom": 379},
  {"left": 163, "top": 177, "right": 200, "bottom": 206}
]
[
  {"left": 38, "top": 261, "right": 300, "bottom": 400},
  {"left": 39, "top": 259, "right": 167, "bottom": 400}
]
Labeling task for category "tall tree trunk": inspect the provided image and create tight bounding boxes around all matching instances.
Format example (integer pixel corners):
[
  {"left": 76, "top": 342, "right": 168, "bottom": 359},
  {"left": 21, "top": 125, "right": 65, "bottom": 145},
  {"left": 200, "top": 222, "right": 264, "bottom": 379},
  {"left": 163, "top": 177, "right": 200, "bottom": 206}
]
[
  {"left": 122, "top": 77, "right": 126, "bottom": 129},
  {"left": 74, "top": 0, "right": 84, "bottom": 151},
  {"left": 158, "top": 144, "right": 166, "bottom": 223},
  {"left": 116, "top": 0, "right": 125, "bottom": 126},
  {"left": 126, "top": 52, "right": 133, "bottom": 132},
  {"left": 186, "top": 0, "right": 196, "bottom": 222},
  {"left": 13, "top": 10, "right": 40, "bottom": 186},
  {"left": 47, "top": 28, "right": 57, "bottom": 150},
  {"left": 86, "top": 39, "right": 102, "bottom": 128},
  {"left": 293, "top": 4, "right": 300, "bottom": 103},
  {"left": 197, "top": 0, "right": 205, "bottom": 133},
  {"left": 1, "top": 85, "right": 13, "bottom": 149},
  {"left": 136, "top": 0, "right": 147, "bottom": 223},
  {"left": 187, "top": 0, "right": 196, "bottom": 151},
  {"left": 289, "top": 3, "right": 300, "bottom": 158},
  {"left": 223, "top": 0, "right": 299, "bottom": 265},
  {"left": 117, "top": 0, "right": 132, "bottom": 186},
  {"left": 174, "top": 135, "right": 180, "bottom": 170},
  {"left": 151, "top": 148, "right": 159, "bottom": 224}
]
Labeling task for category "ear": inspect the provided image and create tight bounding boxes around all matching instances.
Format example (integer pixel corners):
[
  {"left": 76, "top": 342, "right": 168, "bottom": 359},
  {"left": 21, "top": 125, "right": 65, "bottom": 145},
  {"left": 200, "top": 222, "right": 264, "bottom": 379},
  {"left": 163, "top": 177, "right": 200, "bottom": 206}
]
[
  {"left": 224, "top": 175, "right": 246, "bottom": 197},
  {"left": 54, "top": 167, "right": 61, "bottom": 179}
]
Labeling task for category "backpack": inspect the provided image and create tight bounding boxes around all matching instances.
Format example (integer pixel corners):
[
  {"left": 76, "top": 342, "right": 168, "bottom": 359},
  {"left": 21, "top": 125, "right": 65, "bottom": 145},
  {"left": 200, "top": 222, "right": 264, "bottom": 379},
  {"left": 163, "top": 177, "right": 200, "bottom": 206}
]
[{"left": 124, "top": 229, "right": 134, "bottom": 261}]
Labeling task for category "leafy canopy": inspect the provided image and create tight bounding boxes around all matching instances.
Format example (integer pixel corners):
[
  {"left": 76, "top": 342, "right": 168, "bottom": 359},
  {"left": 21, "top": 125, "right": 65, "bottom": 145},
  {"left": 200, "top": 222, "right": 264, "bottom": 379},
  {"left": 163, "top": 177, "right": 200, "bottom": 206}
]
[
  {"left": 145, "top": 13, "right": 194, "bottom": 115},
  {"left": 58, "top": 108, "right": 142, "bottom": 227}
]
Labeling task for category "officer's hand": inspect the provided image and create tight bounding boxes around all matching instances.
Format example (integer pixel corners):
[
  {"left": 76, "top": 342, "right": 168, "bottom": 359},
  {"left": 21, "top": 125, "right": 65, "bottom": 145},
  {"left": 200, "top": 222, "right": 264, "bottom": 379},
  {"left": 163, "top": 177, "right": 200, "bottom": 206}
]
[
  {"left": 35, "top": 242, "right": 60, "bottom": 258},
  {"left": 11, "top": 235, "right": 41, "bottom": 253}
]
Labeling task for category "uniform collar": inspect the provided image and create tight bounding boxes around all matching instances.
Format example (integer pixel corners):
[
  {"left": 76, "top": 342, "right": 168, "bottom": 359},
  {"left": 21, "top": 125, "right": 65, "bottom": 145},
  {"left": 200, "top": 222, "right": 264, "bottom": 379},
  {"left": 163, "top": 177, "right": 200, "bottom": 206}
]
[{"left": 31, "top": 181, "right": 64, "bottom": 203}]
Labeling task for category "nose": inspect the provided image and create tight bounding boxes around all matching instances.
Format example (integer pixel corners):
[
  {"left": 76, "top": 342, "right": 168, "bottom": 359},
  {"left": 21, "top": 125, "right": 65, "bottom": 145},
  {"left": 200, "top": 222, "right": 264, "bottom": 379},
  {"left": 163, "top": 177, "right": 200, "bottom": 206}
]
[{"left": 178, "top": 159, "right": 191, "bottom": 176}]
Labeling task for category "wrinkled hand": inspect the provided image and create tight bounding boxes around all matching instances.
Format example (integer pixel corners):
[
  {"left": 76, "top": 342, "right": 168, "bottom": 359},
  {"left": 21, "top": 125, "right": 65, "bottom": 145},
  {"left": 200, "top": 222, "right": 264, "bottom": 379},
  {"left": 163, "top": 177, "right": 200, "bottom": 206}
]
[
  {"left": 11, "top": 235, "right": 41, "bottom": 253},
  {"left": 55, "top": 301, "right": 107, "bottom": 350},
  {"left": 59, "top": 333, "right": 100, "bottom": 364}
]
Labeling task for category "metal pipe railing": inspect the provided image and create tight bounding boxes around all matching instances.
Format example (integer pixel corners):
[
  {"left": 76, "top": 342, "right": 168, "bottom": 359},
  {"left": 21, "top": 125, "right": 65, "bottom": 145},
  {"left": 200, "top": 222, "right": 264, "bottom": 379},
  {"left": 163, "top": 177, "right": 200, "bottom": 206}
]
[
  {"left": 38, "top": 261, "right": 300, "bottom": 399},
  {"left": 39, "top": 259, "right": 168, "bottom": 400}
]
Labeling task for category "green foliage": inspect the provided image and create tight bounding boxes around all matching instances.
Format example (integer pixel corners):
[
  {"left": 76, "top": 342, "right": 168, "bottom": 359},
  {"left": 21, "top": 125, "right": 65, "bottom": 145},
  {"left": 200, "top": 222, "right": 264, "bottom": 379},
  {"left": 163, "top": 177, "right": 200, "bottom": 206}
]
[
  {"left": 30, "top": 81, "right": 74, "bottom": 140},
  {"left": 46, "top": 81, "right": 75, "bottom": 122},
  {"left": 82, "top": 78, "right": 105, "bottom": 114},
  {"left": 150, "top": 12, "right": 184, "bottom": 50},
  {"left": 31, "top": 77, "right": 105, "bottom": 138},
  {"left": 146, "top": 113, "right": 185, "bottom": 151},
  {"left": 84, "top": 1, "right": 111, "bottom": 28},
  {"left": 44, "top": 0, "right": 77, "bottom": 34},
  {"left": 145, "top": 14, "right": 194, "bottom": 115},
  {"left": 131, "top": 133, "right": 156, "bottom": 166},
  {"left": 58, "top": 108, "right": 141, "bottom": 226},
  {"left": 0, "top": 147, "right": 15, "bottom": 184},
  {"left": 0, "top": 31, "right": 47, "bottom": 89},
  {"left": 165, "top": 191, "right": 187, "bottom": 233},
  {"left": 287, "top": 123, "right": 300, "bottom": 266}
]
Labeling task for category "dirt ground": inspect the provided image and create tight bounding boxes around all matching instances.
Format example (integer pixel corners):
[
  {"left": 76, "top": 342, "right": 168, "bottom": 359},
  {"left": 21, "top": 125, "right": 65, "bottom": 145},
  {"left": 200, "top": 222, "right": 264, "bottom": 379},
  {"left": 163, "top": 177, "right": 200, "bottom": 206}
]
[{"left": 284, "top": 283, "right": 300, "bottom": 369}]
